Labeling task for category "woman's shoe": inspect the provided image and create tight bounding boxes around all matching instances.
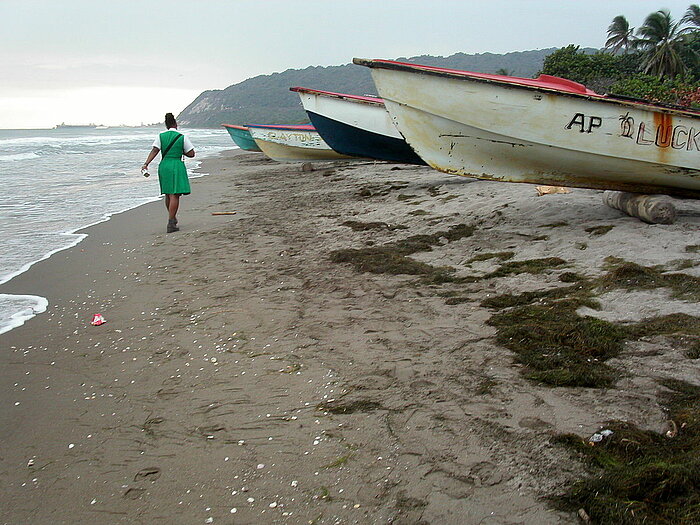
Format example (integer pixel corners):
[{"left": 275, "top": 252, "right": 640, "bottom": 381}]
[{"left": 167, "top": 219, "right": 179, "bottom": 233}]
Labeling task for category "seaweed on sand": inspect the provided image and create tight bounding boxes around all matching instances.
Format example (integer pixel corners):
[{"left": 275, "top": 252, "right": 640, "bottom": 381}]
[
  {"left": 329, "top": 224, "right": 475, "bottom": 282},
  {"left": 487, "top": 296, "right": 626, "bottom": 388},
  {"left": 553, "top": 379, "right": 700, "bottom": 524},
  {"left": 466, "top": 251, "right": 515, "bottom": 264},
  {"left": 482, "top": 259, "right": 700, "bottom": 387},
  {"left": 341, "top": 220, "right": 407, "bottom": 231},
  {"left": 599, "top": 260, "right": 700, "bottom": 301},
  {"left": 483, "top": 257, "right": 567, "bottom": 278}
]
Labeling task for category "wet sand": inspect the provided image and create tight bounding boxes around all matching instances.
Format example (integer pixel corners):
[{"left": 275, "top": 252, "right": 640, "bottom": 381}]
[{"left": 1, "top": 149, "right": 699, "bottom": 524}]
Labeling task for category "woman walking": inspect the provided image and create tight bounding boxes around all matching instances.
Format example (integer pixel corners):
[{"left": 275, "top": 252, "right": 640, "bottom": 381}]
[{"left": 142, "top": 113, "right": 195, "bottom": 233}]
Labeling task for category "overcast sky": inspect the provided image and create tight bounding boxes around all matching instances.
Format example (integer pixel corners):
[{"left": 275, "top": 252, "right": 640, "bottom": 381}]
[{"left": 0, "top": 0, "right": 696, "bottom": 128}]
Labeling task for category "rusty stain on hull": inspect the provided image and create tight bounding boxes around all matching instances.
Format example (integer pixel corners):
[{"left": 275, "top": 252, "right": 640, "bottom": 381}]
[{"left": 653, "top": 112, "right": 673, "bottom": 165}]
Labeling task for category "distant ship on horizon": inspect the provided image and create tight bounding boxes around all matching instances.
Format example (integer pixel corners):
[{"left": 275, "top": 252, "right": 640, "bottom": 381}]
[{"left": 53, "top": 122, "right": 108, "bottom": 130}]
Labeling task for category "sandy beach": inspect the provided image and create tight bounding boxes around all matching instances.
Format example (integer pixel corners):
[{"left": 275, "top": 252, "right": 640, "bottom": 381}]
[{"left": 1, "top": 149, "right": 699, "bottom": 524}]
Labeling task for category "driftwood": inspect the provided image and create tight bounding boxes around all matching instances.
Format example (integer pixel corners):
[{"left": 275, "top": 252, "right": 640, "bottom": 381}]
[
  {"left": 211, "top": 212, "right": 237, "bottom": 216},
  {"left": 602, "top": 191, "right": 677, "bottom": 224},
  {"left": 536, "top": 185, "right": 571, "bottom": 196}
]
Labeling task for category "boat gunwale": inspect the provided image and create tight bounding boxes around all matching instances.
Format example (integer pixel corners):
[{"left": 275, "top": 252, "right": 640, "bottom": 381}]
[
  {"left": 247, "top": 124, "right": 316, "bottom": 131},
  {"left": 353, "top": 58, "right": 700, "bottom": 118},
  {"left": 290, "top": 87, "right": 384, "bottom": 107},
  {"left": 222, "top": 124, "right": 250, "bottom": 131}
]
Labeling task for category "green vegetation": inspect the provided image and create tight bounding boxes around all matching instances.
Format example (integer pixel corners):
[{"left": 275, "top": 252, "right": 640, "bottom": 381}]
[
  {"left": 554, "top": 379, "right": 700, "bottom": 524},
  {"left": 483, "top": 259, "right": 700, "bottom": 387},
  {"left": 329, "top": 224, "right": 474, "bottom": 282},
  {"left": 599, "top": 260, "right": 700, "bottom": 301},
  {"left": 488, "top": 297, "right": 626, "bottom": 387},
  {"left": 483, "top": 257, "right": 567, "bottom": 278},
  {"left": 466, "top": 251, "right": 515, "bottom": 264},
  {"left": 543, "top": 6, "right": 700, "bottom": 106}
]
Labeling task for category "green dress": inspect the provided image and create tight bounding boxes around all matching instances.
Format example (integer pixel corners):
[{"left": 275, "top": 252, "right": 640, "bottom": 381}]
[{"left": 158, "top": 130, "right": 191, "bottom": 195}]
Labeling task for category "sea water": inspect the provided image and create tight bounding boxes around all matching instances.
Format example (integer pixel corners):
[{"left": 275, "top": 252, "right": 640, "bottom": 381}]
[{"left": 0, "top": 127, "right": 234, "bottom": 335}]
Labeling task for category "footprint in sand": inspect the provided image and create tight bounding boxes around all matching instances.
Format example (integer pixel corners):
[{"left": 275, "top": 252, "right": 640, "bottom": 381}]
[
  {"left": 123, "top": 487, "right": 146, "bottom": 500},
  {"left": 134, "top": 467, "right": 161, "bottom": 482}
]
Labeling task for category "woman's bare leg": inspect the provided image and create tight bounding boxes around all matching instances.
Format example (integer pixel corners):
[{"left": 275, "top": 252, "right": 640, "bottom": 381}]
[{"left": 168, "top": 194, "right": 180, "bottom": 220}]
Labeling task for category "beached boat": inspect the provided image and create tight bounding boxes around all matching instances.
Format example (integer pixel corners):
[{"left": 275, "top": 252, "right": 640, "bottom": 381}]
[
  {"left": 354, "top": 58, "right": 700, "bottom": 198},
  {"left": 247, "top": 124, "right": 352, "bottom": 162},
  {"left": 290, "top": 87, "right": 425, "bottom": 165},
  {"left": 222, "top": 124, "right": 262, "bottom": 152}
]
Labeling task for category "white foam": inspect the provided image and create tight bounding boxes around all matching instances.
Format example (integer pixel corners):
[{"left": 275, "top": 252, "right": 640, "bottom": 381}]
[
  {"left": 0, "top": 152, "right": 40, "bottom": 162},
  {"left": 0, "top": 294, "right": 49, "bottom": 335}
]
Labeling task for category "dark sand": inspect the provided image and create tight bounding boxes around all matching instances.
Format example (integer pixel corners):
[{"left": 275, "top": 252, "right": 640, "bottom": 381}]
[{"left": 1, "top": 149, "right": 699, "bottom": 524}]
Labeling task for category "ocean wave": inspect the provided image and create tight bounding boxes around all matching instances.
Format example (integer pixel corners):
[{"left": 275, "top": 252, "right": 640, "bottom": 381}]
[
  {"left": 0, "top": 152, "right": 40, "bottom": 162},
  {"left": 0, "top": 294, "right": 49, "bottom": 336}
]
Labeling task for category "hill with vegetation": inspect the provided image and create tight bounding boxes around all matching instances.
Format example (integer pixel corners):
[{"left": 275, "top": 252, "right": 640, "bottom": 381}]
[{"left": 177, "top": 49, "right": 565, "bottom": 127}]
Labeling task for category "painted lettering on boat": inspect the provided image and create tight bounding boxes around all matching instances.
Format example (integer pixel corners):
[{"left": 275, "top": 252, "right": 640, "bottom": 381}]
[
  {"left": 260, "top": 130, "right": 323, "bottom": 147},
  {"left": 566, "top": 113, "right": 602, "bottom": 133},
  {"left": 619, "top": 112, "right": 699, "bottom": 151}
]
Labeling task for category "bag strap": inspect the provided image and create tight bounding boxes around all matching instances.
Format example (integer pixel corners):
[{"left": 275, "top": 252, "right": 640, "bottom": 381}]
[{"left": 161, "top": 133, "right": 183, "bottom": 158}]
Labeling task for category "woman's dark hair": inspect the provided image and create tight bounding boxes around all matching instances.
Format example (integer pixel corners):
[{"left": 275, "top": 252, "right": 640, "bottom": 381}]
[{"left": 165, "top": 112, "right": 177, "bottom": 129}]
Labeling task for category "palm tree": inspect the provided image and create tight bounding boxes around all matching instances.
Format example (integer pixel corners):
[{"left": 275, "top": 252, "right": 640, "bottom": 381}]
[
  {"left": 682, "top": 4, "right": 700, "bottom": 28},
  {"left": 605, "top": 15, "right": 636, "bottom": 54},
  {"left": 636, "top": 9, "right": 689, "bottom": 77}
]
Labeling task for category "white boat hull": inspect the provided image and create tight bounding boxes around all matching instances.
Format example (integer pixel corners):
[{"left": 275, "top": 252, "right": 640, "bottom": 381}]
[
  {"left": 293, "top": 89, "right": 425, "bottom": 164},
  {"left": 367, "top": 66, "right": 700, "bottom": 197},
  {"left": 297, "top": 92, "right": 402, "bottom": 139},
  {"left": 248, "top": 126, "right": 351, "bottom": 162}
]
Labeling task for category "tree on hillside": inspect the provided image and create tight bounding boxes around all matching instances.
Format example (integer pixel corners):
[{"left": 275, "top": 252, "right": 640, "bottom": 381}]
[
  {"left": 635, "top": 9, "right": 690, "bottom": 77},
  {"left": 605, "top": 15, "right": 636, "bottom": 54}
]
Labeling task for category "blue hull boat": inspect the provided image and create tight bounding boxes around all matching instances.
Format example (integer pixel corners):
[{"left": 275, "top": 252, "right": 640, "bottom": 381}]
[
  {"left": 222, "top": 124, "right": 262, "bottom": 152},
  {"left": 290, "top": 87, "right": 425, "bottom": 165}
]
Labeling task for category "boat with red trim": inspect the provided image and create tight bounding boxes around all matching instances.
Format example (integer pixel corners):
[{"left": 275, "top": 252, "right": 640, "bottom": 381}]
[
  {"left": 222, "top": 124, "right": 262, "bottom": 152},
  {"left": 354, "top": 58, "right": 700, "bottom": 198},
  {"left": 290, "top": 87, "right": 425, "bottom": 165}
]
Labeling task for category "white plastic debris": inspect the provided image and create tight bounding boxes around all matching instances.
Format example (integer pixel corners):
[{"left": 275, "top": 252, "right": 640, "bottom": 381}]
[{"left": 588, "top": 429, "right": 614, "bottom": 444}]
